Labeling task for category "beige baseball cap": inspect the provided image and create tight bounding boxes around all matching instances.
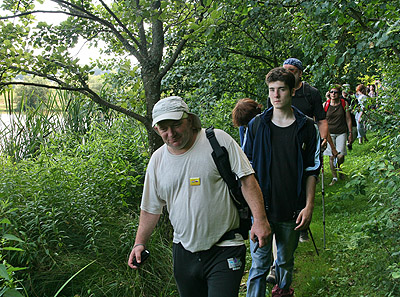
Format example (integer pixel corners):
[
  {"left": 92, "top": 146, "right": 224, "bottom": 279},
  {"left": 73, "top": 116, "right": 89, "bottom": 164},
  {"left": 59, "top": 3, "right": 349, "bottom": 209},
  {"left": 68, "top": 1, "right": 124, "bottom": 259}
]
[{"left": 152, "top": 96, "right": 201, "bottom": 128}]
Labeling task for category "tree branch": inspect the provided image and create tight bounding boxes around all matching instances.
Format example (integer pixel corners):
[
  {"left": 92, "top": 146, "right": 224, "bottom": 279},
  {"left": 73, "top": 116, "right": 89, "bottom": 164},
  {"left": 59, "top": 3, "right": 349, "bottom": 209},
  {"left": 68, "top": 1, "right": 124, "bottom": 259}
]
[{"left": 51, "top": 0, "right": 144, "bottom": 62}]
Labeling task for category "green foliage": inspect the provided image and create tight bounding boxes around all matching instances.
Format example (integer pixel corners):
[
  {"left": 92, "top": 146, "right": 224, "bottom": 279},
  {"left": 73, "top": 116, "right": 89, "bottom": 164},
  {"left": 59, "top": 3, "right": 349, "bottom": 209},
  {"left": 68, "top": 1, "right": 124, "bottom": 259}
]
[
  {"left": 0, "top": 113, "right": 153, "bottom": 295},
  {"left": 0, "top": 205, "right": 26, "bottom": 297}
]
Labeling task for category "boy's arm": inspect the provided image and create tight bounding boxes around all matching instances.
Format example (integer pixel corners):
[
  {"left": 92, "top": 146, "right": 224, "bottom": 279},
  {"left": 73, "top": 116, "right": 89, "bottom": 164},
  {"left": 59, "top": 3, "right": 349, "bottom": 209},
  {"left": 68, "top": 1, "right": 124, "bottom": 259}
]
[
  {"left": 295, "top": 175, "right": 316, "bottom": 230},
  {"left": 296, "top": 121, "right": 320, "bottom": 230}
]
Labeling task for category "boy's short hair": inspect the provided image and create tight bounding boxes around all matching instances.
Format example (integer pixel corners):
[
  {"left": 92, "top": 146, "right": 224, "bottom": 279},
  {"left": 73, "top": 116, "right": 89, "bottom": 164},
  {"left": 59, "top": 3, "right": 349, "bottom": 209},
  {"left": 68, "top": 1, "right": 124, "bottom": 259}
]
[{"left": 265, "top": 67, "right": 296, "bottom": 90}]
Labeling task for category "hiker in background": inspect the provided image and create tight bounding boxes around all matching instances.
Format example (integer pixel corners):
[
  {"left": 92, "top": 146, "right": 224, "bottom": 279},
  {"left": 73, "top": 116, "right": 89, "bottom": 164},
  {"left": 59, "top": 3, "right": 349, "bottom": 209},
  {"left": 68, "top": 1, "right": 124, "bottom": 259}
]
[
  {"left": 232, "top": 98, "right": 263, "bottom": 146},
  {"left": 368, "top": 84, "right": 377, "bottom": 98},
  {"left": 128, "top": 96, "right": 270, "bottom": 297},
  {"left": 244, "top": 67, "right": 321, "bottom": 297},
  {"left": 323, "top": 85, "right": 353, "bottom": 185},
  {"left": 355, "top": 84, "right": 370, "bottom": 144},
  {"left": 341, "top": 85, "right": 357, "bottom": 150}
]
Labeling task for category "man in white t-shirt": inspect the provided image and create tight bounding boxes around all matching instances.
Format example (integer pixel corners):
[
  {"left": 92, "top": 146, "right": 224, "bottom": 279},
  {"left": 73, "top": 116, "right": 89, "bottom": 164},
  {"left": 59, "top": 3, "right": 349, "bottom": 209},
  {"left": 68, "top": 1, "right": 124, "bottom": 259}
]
[{"left": 128, "top": 96, "right": 270, "bottom": 297}]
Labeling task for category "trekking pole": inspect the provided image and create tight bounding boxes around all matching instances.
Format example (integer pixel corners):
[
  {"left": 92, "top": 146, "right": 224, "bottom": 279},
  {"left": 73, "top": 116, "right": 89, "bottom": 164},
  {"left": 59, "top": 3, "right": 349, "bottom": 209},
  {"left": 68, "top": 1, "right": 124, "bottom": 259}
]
[
  {"left": 321, "top": 160, "right": 326, "bottom": 249},
  {"left": 307, "top": 227, "right": 319, "bottom": 256},
  {"left": 334, "top": 154, "right": 340, "bottom": 179}
]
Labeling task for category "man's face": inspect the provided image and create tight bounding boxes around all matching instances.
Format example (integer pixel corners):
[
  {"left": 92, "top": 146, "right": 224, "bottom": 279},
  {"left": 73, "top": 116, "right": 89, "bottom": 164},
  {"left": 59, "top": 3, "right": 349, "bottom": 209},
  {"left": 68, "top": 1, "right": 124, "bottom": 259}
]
[
  {"left": 155, "top": 116, "right": 195, "bottom": 153},
  {"left": 283, "top": 64, "right": 302, "bottom": 85},
  {"left": 268, "top": 81, "right": 295, "bottom": 110}
]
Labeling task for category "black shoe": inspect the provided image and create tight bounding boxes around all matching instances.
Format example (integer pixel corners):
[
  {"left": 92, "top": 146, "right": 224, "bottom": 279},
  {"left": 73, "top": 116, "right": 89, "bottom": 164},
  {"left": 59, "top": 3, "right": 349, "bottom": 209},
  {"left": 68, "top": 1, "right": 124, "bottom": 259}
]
[{"left": 347, "top": 143, "right": 352, "bottom": 150}]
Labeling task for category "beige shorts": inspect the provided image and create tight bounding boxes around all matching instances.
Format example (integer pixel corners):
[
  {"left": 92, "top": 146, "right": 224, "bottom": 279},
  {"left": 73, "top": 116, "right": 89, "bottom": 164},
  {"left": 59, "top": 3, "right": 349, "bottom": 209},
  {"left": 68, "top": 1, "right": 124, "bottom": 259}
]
[{"left": 324, "top": 133, "right": 347, "bottom": 156}]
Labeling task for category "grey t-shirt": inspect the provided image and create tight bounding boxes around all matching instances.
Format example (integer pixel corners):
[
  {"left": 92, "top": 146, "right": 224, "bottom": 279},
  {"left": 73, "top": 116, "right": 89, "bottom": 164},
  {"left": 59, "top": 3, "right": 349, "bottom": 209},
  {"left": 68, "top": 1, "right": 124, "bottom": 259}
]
[{"left": 141, "top": 128, "right": 254, "bottom": 252}]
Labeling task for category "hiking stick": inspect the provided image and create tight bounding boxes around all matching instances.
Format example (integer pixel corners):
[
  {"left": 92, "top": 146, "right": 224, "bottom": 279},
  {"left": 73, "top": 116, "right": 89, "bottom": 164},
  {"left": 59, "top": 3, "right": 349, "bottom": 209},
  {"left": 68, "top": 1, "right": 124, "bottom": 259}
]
[
  {"left": 334, "top": 155, "right": 340, "bottom": 179},
  {"left": 308, "top": 227, "right": 319, "bottom": 256},
  {"left": 321, "top": 160, "right": 326, "bottom": 249}
]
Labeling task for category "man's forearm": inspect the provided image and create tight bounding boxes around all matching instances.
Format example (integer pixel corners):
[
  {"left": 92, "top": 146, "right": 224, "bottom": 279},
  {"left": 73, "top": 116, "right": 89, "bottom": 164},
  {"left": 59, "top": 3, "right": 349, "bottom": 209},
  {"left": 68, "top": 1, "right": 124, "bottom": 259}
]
[
  {"left": 240, "top": 174, "right": 267, "bottom": 221},
  {"left": 134, "top": 210, "right": 161, "bottom": 246}
]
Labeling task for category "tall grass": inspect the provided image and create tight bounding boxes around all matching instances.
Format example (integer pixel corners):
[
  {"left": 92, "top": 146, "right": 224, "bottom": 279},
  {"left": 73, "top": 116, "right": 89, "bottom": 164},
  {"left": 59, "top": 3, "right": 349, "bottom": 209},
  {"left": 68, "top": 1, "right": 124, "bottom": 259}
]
[{"left": 0, "top": 89, "right": 177, "bottom": 296}]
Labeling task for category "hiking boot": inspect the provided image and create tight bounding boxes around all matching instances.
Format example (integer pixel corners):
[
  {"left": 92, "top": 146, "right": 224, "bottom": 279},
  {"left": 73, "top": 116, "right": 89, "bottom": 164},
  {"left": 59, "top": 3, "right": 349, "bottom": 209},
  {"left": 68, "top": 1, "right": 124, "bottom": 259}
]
[
  {"left": 299, "top": 230, "right": 309, "bottom": 242},
  {"left": 272, "top": 284, "right": 294, "bottom": 297},
  {"left": 266, "top": 266, "right": 276, "bottom": 284}
]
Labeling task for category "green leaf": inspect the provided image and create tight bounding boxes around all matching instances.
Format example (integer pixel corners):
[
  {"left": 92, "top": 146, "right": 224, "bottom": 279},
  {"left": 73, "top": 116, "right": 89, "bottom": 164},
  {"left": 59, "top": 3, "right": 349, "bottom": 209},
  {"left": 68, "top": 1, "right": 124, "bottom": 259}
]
[
  {"left": 4, "top": 288, "right": 25, "bottom": 297},
  {"left": 392, "top": 271, "right": 400, "bottom": 279},
  {"left": 2, "top": 234, "right": 23, "bottom": 242},
  {"left": 0, "top": 219, "right": 11, "bottom": 224},
  {"left": 1, "top": 247, "right": 25, "bottom": 252},
  {"left": 0, "top": 264, "right": 10, "bottom": 281}
]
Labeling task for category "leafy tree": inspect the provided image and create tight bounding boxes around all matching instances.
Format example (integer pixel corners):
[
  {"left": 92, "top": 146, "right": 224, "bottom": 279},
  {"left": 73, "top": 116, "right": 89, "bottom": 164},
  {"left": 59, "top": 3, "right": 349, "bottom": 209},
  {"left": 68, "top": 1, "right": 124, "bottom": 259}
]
[
  {"left": 0, "top": 0, "right": 223, "bottom": 153},
  {"left": 166, "top": 0, "right": 400, "bottom": 103}
]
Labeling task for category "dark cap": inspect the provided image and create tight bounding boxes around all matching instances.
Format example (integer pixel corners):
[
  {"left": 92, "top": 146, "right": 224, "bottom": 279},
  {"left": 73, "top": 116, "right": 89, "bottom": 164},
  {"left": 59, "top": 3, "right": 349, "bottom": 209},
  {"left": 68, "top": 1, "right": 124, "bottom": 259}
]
[{"left": 283, "top": 58, "right": 303, "bottom": 71}]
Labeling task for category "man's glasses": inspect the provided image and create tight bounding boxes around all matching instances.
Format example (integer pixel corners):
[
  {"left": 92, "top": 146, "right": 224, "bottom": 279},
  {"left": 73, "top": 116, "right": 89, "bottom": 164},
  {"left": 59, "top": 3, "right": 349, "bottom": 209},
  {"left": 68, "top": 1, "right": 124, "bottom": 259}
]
[{"left": 330, "top": 91, "right": 340, "bottom": 94}]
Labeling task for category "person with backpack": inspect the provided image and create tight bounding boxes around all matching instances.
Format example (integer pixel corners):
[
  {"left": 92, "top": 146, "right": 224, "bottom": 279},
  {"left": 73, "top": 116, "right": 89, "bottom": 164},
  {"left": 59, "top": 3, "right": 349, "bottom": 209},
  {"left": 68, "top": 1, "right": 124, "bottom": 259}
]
[
  {"left": 232, "top": 98, "right": 263, "bottom": 147},
  {"left": 341, "top": 86, "right": 358, "bottom": 150},
  {"left": 323, "top": 85, "right": 353, "bottom": 185},
  {"left": 128, "top": 96, "right": 271, "bottom": 297},
  {"left": 244, "top": 68, "right": 321, "bottom": 297},
  {"left": 355, "top": 84, "right": 370, "bottom": 144}
]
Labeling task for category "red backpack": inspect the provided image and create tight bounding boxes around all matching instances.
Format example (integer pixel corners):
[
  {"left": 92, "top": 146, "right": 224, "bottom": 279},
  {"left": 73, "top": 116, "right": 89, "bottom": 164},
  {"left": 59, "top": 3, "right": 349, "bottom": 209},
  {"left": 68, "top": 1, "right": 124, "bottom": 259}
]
[{"left": 324, "top": 98, "right": 346, "bottom": 112}]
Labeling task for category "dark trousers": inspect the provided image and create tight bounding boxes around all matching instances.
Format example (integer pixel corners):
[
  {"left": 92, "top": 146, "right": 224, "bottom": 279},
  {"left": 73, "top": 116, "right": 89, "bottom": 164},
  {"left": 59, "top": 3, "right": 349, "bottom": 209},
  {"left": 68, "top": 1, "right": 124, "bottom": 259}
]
[{"left": 173, "top": 243, "right": 246, "bottom": 297}]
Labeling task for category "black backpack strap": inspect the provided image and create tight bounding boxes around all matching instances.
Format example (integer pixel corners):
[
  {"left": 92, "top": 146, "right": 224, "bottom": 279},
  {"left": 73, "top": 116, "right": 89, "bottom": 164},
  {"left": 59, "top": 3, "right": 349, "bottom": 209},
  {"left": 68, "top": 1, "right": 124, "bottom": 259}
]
[
  {"left": 251, "top": 114, "right": 262, "bottom": 137},
  {"left": 205, "top": 127, "right": 238, "bottom": 192},
  {"left": 205, "top": 126, "right": 252, "bottom": 240},
  {"left": 205, "top": 126, "right": 225, "bottom": 159},
  {"left": 205, "top": 127, "right": 244, "bottom": 206}
]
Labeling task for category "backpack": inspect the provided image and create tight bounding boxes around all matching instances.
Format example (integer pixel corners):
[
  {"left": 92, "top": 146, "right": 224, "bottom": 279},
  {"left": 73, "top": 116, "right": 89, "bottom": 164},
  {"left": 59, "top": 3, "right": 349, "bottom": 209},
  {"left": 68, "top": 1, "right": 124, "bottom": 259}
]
[
  {"left": 324, "top": 98, "right": 346, "bottom": 112},
  {"left": 205, "top": 127, "right": 251, "bottom": 240}
]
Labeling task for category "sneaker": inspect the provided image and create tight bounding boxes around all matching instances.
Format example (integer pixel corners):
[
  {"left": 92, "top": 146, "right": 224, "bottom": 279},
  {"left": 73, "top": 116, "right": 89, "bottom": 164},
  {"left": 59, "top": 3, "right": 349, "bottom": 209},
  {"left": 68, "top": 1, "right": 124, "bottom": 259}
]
[
  {"left": 266, "top": 266, "right": 276, "bottom": 284},
  {"left": 299, "top": 230, "right": 309, "bottom": 242},
  {"left": 347, "top": 143, "right": 352, "bottom": 150},
  {"left": 272, "top": 285, "right": 294, "bottom": 297}
]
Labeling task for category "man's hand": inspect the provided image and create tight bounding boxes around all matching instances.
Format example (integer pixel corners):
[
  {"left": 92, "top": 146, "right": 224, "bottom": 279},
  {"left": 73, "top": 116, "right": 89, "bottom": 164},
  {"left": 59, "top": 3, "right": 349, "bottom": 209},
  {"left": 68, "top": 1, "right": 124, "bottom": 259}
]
[
  {"left": 128, "top": 244, "right": 145, "bottom": 269},
  {"left": 250, "top": 217, "right": 271, "bottom": 248}
]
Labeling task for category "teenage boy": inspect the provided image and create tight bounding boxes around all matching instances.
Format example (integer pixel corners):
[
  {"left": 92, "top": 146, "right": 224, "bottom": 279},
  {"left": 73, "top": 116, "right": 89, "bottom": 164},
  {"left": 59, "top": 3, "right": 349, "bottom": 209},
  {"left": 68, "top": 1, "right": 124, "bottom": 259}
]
[{"left": 243, "top": 67, "right": 321, "bottom": 297}]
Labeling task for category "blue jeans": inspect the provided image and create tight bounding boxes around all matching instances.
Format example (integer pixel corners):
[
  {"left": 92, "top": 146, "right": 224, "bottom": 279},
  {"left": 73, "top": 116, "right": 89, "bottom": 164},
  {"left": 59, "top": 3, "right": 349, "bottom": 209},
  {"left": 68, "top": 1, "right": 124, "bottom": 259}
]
[{"left": 247, "top": 221, "right": 300, "bottom": 297}]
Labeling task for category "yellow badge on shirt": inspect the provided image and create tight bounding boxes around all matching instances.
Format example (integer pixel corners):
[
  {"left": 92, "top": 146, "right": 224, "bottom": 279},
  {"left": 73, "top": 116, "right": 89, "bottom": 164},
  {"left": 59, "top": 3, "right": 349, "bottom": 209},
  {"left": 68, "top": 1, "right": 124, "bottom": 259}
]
[{"left": 190, "top": 177, "right": 201, "bottom": 186}]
